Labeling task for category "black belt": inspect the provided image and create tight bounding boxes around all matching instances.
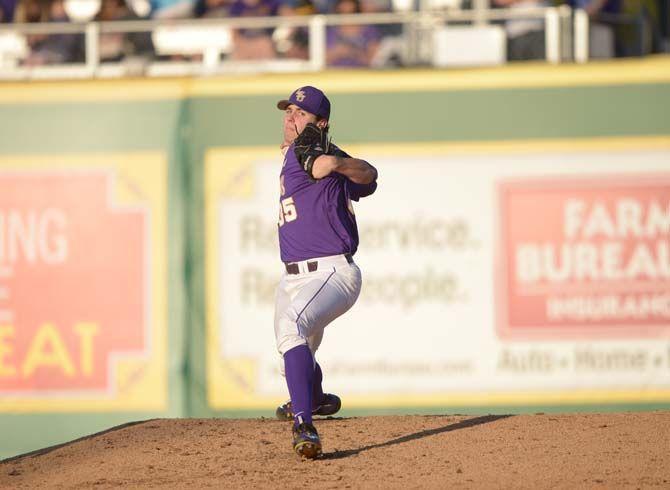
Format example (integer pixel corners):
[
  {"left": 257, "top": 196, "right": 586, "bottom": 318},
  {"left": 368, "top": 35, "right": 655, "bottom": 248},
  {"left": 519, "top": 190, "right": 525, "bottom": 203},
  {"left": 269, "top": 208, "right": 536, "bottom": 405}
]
[{"left": 285, "top": 253, "right": 353, "bottom": 275}]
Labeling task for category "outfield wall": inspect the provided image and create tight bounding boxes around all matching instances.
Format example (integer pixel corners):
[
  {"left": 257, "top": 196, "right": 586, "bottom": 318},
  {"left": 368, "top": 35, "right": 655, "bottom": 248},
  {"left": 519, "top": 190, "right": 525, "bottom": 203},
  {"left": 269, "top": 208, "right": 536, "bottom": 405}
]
[{"left": 0, "top": 57, "right": 669, "bottom": 459}]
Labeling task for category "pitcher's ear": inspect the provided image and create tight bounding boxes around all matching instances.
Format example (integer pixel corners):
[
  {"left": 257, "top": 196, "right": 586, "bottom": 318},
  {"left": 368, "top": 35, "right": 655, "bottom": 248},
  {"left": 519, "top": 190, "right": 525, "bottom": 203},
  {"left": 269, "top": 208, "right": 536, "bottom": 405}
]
[{"left": 316, "top": 119, "right": 329, "bottom": 129}]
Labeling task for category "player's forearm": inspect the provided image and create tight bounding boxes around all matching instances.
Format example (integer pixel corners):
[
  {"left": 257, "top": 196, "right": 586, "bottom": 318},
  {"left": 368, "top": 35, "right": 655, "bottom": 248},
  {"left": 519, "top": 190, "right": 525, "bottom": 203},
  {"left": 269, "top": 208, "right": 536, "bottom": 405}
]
[
  {"left": 332, "top": 156, "right": 378, "bottom": 184},
  {"left": 313, "top": 155, "right": 377, "bottom": 184}
]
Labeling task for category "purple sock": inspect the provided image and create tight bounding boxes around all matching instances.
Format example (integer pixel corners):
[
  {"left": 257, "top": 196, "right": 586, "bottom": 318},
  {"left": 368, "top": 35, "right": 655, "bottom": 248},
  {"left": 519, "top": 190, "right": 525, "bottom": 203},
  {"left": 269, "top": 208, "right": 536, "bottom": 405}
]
[
  {"left": 312, "top": 362, "right": 324, "bottom": 408},
  {"left": 284, "top": 344, "right": 314, "bottom": 426}
]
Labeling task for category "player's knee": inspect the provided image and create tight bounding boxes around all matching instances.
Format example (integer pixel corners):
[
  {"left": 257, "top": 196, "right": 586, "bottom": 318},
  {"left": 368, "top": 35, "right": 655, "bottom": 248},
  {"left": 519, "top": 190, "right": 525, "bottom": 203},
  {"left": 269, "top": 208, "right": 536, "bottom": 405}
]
[
  {"left": 277, "top": 335, "right": 307, "bottom": 356},
  {"left": 275, "top": 316, "right": 307, "bottom": 356}
]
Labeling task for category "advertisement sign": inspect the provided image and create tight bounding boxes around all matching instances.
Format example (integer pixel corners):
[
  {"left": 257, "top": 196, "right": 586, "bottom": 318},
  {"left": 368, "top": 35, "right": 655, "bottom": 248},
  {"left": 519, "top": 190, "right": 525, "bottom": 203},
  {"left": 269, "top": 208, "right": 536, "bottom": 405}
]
[
  {"left": 0, "top": 153, "right": 167, "bottom": 412},
  {"left": 499, "top": 175, "right": 670, "bottom": 338},
  {"left": 205, "top": 138, "right": 670, "bottom": 409}
]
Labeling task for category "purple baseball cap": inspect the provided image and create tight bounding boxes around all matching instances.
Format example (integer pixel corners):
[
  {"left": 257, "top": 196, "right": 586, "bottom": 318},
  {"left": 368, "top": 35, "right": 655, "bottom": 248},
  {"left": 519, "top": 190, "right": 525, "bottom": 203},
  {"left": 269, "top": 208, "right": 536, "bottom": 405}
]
[{"left": 277, "top": 86, "right": 331, "bottom": 120}]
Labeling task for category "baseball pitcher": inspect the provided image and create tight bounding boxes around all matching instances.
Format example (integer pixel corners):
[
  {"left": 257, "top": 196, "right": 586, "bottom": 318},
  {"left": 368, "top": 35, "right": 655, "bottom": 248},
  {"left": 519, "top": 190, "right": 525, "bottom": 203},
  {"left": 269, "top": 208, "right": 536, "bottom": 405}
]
[{"left": 274, "top": 86, "right": 378, "bottom": 459}]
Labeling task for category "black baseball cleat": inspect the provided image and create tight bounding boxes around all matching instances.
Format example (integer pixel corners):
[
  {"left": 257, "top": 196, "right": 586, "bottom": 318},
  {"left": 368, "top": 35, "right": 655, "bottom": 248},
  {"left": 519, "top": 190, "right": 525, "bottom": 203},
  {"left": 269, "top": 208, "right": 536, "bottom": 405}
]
[
  {"left": 276, "top": 393, "right": 342, "bottom": 421},
  {"left": 292, "top": 422, "right": 322, "bottom": 459}
]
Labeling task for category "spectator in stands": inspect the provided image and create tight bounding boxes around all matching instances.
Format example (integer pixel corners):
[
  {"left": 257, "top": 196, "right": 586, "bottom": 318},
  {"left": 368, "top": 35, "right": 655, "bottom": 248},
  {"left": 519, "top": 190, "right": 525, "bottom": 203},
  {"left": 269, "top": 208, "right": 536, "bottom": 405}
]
[
  {"left": 360, "top": 0, "right": 390, "bottom": 14},
  {"left": 359, "top": 0, "right": 405, "bottom": 66},
  {"left": 275, "top": 0, "right": 315, "bottom": 60},
  {"left": 360, "top": 0, "right": 397, "bottom": 35},
  {"left": 150, "top": 0, "right": 196, "bottom": 18},
  {"left": 23, "top": 0, "right": 84, "bottom": 65},
  {"left": 311, "top": 0, "right": 338, "bottom": 12},
  {"left": 565, "top": 0, "right": 622, "bottom": 57},
  {"left": 17, "top": 0, "right": 48, "bottom": 23},
  {"left": 96, "top": 0, "right": 155, "bottom": 62},
  {"left": 0, "top": 0, "right": 17, "bottom": 22},
  {"left": 228, "top": 0, "right": 279, "bottom": 60},
  {"left": 326, "top": 0, "right": 382, "bottom": 67},
  {"left": 278, "top": 0, "right": 315, "bottom": 14},
  {"left": 492, "top": 0, "right": 549, "bottom": 61},
  {"left": 195, "top": 0, "right": 235, "bottom": 16},
  {"left": 283, "top": 27, "right": 310, "bottom": 59}
]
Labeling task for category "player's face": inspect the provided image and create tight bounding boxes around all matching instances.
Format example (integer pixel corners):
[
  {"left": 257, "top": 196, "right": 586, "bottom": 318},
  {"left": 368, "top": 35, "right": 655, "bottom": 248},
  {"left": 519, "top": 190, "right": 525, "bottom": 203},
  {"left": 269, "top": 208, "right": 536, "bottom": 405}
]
[{"left": 283, "top": 104, "right": 318, "bottom": 145}]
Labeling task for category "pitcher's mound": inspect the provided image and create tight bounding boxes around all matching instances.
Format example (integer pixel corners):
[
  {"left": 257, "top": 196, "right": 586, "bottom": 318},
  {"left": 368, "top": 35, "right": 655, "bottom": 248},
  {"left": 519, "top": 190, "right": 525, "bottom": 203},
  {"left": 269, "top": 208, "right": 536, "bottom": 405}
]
[{"left": 2, "top": 412, "right": 669, "bottom": 488}]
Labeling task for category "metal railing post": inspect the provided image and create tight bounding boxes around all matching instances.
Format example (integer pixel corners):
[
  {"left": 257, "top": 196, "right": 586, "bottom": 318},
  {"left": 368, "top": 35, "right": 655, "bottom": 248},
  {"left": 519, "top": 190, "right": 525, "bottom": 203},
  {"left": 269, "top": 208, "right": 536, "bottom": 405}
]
[
  {"left": 308, "top": 15, "right": 326, "bottom": 71},
  {"left": 472, "top": 0, "right": 490, "bottom": 27},
  {"left": 544, "top": 7, "right": 560, "bottom": 64},
  {"left": 401, "top": 13, "right": 416, "bottom": 65},
  {"left": 573, "top": 8, "right": 589, "bottom": 63},
  {"left": 85, "top": 22, "right": 100, "bottom": 75},
  {"left": 559, "top": 4, "right": 572, "bottom": 62}
]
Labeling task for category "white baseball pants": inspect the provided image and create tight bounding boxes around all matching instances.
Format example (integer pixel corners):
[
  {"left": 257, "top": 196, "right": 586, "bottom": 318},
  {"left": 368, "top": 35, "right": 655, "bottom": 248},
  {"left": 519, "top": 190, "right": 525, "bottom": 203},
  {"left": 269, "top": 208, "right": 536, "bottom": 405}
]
[{"left": 274, "top": 254, "right": 362, "bottom": 374}]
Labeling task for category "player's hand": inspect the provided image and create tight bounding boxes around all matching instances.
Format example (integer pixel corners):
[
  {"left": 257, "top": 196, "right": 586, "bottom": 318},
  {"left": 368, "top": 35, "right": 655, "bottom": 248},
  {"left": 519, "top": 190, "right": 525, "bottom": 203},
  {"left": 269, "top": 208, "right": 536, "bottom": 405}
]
[{"left": 293, "top": 123, "right": 330, "bottom": 181}]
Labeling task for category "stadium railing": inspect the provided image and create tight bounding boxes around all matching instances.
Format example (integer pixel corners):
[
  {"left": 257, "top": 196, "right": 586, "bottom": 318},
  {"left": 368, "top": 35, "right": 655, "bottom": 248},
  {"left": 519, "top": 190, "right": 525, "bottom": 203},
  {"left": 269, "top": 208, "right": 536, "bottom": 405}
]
[{"left": 0, "top": 5, "right": 591, "bottom": 81}]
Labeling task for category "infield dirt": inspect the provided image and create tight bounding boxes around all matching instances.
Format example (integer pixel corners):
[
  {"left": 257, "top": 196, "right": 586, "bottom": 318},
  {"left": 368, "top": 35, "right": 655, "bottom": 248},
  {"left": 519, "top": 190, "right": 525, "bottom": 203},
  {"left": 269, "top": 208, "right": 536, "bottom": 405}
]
[{"left": 1, "top": 412, "right": 669, "bottom": 489}]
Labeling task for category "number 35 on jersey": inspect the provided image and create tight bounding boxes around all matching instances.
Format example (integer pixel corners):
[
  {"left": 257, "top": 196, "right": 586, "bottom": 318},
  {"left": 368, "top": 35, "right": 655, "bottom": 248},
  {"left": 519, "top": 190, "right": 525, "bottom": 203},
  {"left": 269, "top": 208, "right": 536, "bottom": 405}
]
[{"left": 278, "top": 197, "right": 297, "bottom": 227}]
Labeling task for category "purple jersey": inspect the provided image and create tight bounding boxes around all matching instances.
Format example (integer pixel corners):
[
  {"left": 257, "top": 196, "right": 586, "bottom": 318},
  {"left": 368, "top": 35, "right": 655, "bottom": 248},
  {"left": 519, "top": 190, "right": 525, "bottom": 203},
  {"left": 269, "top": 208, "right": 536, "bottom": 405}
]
[{"left": 278, "top": 144, "right": 376, "bottom": 263}]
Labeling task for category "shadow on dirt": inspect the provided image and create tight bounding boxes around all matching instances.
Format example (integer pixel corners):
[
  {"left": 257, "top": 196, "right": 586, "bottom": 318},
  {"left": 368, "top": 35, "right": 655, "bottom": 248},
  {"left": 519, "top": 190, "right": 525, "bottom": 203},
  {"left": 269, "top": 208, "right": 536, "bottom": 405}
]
[{"left": 322, "top": 414, "right": 514, "bottom": 460}]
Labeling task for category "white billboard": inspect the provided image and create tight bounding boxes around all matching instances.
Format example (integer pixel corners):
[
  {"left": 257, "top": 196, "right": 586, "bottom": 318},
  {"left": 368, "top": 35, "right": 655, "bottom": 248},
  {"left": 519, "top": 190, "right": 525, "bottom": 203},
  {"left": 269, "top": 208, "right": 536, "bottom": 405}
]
[{"left": 205, "top": 137, "right": 670, "bottom": 409}]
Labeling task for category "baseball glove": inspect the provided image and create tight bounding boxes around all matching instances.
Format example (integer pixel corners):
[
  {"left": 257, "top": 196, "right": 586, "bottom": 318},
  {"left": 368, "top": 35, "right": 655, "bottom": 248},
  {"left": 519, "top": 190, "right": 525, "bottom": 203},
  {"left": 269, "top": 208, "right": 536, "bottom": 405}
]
[{"left": 293, "top": 123, "right": 330, "bottom": 181}]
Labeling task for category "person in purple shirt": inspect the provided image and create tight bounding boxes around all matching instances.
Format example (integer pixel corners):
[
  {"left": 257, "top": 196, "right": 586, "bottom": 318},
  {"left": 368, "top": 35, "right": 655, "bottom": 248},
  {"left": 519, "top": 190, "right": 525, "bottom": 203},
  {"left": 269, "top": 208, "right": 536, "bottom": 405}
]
[
  {"left": 0, "top": 0, "right": 17, "bottom": 22},
  {"left": 326, "top": 0, "right": 382, "bottom": 67},
  {"left": 273, "top": 86, "right": 378, "bottom": 459},
  {"left": 229, "top": 0, "right": 279, "bottom": 59}
]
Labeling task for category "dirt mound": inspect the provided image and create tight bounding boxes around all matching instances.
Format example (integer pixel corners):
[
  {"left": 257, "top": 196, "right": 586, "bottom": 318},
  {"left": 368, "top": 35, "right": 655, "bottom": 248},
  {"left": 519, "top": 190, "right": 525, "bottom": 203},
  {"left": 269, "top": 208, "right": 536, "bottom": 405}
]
[{"left": 1, "top": 412, "right": 669, "bottom": 489}]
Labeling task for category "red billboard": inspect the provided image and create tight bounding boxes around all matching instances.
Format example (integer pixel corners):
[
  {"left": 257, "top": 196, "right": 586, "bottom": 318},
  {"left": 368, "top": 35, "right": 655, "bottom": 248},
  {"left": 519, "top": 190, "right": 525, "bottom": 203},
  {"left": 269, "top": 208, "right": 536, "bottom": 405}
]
[
  {"left": 0, "top": 171, "right": 148, "bottom": 393},
  {"left": 497, "top": 174, "right": 670, "bottom": 339}
]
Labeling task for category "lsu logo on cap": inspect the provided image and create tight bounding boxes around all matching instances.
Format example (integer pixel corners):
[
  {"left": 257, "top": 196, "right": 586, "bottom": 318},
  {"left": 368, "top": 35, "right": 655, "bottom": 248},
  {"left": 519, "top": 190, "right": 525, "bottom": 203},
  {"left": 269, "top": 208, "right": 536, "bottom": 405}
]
[{"left": 295, "top": 89, "right": 306, "bottom": 102}]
